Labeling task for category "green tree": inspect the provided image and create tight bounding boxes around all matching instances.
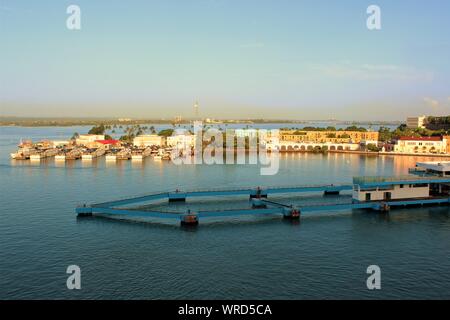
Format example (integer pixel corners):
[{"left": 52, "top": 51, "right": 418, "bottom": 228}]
[
  {"left": 88, "top": 124, "right": 106, "bottom": 135},
  {"left": 158, "top": 129, "right": 174, "bottom": 137}
]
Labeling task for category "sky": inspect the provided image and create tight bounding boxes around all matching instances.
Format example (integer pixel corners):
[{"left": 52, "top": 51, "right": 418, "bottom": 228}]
[{"left": 1, "top": 0, "right": 450, "bottom": 121}]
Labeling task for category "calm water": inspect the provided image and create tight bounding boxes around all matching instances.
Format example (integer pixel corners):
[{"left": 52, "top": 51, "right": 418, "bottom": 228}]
[{"left": 1, "top": 126, "right": 450, "bottom": 299}]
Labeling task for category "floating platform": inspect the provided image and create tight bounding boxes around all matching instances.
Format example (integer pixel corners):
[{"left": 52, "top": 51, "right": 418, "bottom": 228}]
[{"left": 75, "top": 183, "right": 450, "bottom": 227}]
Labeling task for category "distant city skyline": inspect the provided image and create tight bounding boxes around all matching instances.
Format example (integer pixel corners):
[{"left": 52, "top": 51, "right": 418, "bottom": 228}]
[{"left": 1, "top": 0, "right": 450, "bottom": 121}]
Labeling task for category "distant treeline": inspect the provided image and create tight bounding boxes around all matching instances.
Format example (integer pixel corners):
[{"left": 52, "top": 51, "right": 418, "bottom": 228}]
[{"left": 0, "top": 117, "right": 401, "bottom": 127}]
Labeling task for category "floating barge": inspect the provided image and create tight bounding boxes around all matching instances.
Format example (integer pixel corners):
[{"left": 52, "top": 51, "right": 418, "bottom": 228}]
[{"left": 76, "top": 162, "right": 450, "bottom": 227}]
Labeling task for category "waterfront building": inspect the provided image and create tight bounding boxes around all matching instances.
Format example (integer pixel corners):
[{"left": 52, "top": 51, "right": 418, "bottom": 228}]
[
  {"left": 51, "top": 140, "right": 70, "bottom": 147},
  {"left": 167, "top": 134, "right": 195, "bottom": 149},
  {"left": 412, "top": 161, "right": 450, "bottom": 177},
  {"left": 279, "top": 130, "right": 379, "bottom": 145},
  {"left": 406, "top": 115, "right": 427, "bottom": 129},
  {"left": 76, "top": 134, "right": 105, "bottom": 146},
  {"left": 92, "top": 139, "right": 121, "bottom": 150},
  {"left": 266, "top": 141, "right": 361, "bottom": 152},
  {"left": 353, "top": 162, "right": 450, "bottom": 202},
  {"left": 133, "top": 134, "right": 166, "bottom": 147},
  {"left": 352, "top": 176, "right": 431, "bottom": 202},
  {"left": 394, "top": 136, "right": 447, "bottom": 154}
]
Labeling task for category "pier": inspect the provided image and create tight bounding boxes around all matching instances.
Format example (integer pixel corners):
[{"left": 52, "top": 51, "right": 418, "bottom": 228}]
[{"left": 75, "top": 172, "right": 450, "bottom": 226}]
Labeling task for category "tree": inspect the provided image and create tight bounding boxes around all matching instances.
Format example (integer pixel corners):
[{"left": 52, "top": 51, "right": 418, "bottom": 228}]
[
  {"left": 158, "top": 129, "right": 174, "bottom": 137},
  {"left": 88, "top": 124, "right": 106, "bottom": 135},
  {"left": 367, "top": 143, "right": 380, "bottom": 152},
  {"left": 378, "top": 126, "right": 393, "bottom": 142}
]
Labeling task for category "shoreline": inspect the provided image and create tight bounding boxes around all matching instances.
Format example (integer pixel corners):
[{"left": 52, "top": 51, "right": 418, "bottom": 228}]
[{"left": 277, "top": 150, "right": 450, "bottom": 158}]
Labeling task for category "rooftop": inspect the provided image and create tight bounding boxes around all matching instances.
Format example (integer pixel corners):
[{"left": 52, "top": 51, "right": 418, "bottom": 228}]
[
  {"left": 353, "top": 175, "right": 450, "bottom": 187},
  {"left": 416, "top": 161, "right": 450, "bottom": 172}
]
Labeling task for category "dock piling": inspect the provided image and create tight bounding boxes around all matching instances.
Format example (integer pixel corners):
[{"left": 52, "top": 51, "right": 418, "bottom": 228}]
[{"left": 180, "top": 210, "right": 199, "bottom": 226}]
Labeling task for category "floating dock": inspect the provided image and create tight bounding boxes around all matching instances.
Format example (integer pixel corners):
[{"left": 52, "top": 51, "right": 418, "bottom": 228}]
[{"left": 75, "top": 175, "right": 450, "bottom": 227}]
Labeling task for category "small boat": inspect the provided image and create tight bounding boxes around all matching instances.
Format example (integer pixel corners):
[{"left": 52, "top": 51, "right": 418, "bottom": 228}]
[{"left": 117, "top": 148, "right": 131, "bottom": 160}]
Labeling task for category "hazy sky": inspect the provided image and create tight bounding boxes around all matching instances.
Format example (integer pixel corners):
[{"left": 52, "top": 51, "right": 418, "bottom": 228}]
[{"left": 1, "top": 0, "right": 450, "bottom": 120}]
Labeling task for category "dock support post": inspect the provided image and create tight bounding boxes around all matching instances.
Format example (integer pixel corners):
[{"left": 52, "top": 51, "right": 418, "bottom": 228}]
[
  {"left": 180, "top": 210, "right": 199, "bottom": 226},
  {"left": 251, "top": 198, "right": 267, "bottom": 209},
  {"left": 283, "top": 207, "right": 301, "bottom": 220},
  {"left": 249, "top": 187, "right": 268, "bottom": 200},
  {"left": 375, "top": 202, "right": 390, "bottom": 213},
  {"left": 169, "top": 191, "right": 187, "bottom": 203},
  {"left": 76, "top": 205, "right": 93, "bottom": 217}
]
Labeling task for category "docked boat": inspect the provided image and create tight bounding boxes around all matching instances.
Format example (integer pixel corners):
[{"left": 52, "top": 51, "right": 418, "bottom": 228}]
[
  {"left": 105, "top": 153, "right": 117, "bottom": 161},
  {"left": 131, "top": 147, "right": 152, "bottom": 160},
  {"left": 82, "top": 148, "right": 105, "bottom": 161},
  {"left": 10, "top": 148, "right": 32, "bottom": 160},
  {"left": 117, "top": 148, "right": 132, "bottom": 160},
  {"left": 55, "top": 153, "right": 66, "bottom": 161},
  {"left": 66, "top": 148, "right": 82, "bottom": 160},
  {"left": 30, "top": 148, "right": 58, "bottom": 161}
]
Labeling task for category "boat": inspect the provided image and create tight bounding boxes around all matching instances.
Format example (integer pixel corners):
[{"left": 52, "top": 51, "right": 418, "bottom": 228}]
[
  {"left": 117, "top": 148, "right": 132, "bottom": 160},
  {"left": 10, "top": 149, "right": 32, "bottom": 160},
  {"left": 66, "top": 148, "right": 82, "bottom": 160},
  {"left": 82, "top": 148, "right": 105, "bottom": 160},
  {"left": 131, "top": 147, "right": 152, "bottom": 160}
]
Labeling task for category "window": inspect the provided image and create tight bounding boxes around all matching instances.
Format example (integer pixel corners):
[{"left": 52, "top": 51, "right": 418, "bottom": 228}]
[{"left": 365, "top": 193, "right": 371, "bottom": 201}]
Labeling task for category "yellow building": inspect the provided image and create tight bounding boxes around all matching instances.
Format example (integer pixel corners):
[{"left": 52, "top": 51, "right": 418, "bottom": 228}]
[
  {"left": 280, "top": 130, "right": 379, "bottom": 145},
  {"left": 133, "top": 134, "right": 166, "bottom": 147}
]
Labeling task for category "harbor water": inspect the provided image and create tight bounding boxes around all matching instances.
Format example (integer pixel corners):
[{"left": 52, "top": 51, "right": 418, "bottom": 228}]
[{"left": 1, "top": 126, "right": 450, "bottom": 299}]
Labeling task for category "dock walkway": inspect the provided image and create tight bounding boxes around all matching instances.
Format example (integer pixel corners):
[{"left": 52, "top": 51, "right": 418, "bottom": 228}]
[{"left": 76, "top": 183, "right": 450, "bottom": 226}]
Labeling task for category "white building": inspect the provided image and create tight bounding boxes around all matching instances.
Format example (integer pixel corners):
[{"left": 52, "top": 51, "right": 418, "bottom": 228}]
[
  {"left": 414, "top": 161, "right": 450, "bottom": 177},
  {"left": 52, "top": 140, "right": 70, "bottom": 147},
  {"left": 406, "top": 116, "right": 427, "bottom": 129},
  {"left": 133, "top": 135, "right": 166, "bottom": 147},
  {"left": 353, "top": 180, "right": 430, "bottom": 202},
  {"left": 394, "top": 137, "right": 446, "bottom": 154},
  {"left": 75, "top": 134, "right": 105, "bottom": 146},
  {"left": 167, "top": 134, "right": 196, "bottom": 149}
]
